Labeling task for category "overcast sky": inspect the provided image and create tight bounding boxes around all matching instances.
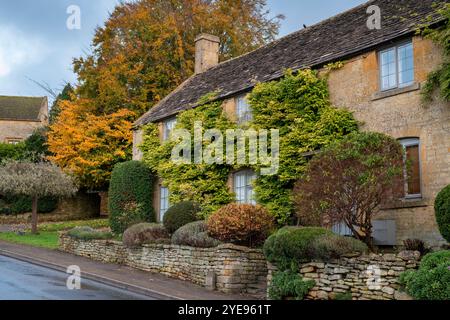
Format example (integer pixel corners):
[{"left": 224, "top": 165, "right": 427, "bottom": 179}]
[{"left": 0, "top": 0, "right": 367, "bottom": 99}]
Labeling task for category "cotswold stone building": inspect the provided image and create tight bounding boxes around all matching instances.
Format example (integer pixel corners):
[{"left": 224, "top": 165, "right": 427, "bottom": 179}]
[
  {"left": 134, "top": 0, "right": 450, "bottom": 246},
  {"left": 0, "top": 95, "right": 49, "bottom": 144}
]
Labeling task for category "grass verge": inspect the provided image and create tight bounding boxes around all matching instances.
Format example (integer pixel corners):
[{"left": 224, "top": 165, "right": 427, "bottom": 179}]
[{"left": 0, "top": 231, "right": 59, "bottom": 249}]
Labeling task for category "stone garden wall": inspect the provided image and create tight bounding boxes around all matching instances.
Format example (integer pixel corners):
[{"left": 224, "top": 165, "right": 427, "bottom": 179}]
[
  {"left": 267, "top": 251, "right": 420, "bottom": 300},
  {"left": 59, "top": 233, "right": 267, "bottom": 296}
]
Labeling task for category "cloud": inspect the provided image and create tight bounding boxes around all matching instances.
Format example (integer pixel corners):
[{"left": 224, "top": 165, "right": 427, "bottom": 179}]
[{"left": 0, "top": 25, "right": 51, "bottom": 77}]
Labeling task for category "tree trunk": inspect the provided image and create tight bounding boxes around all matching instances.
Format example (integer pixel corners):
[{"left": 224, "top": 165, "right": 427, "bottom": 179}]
[{"left": 31, "top": 196, "right": 38, "bottom": 235}]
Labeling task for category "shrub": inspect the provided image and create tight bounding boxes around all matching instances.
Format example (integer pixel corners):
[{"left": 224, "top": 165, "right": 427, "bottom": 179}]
[
  {"left": 400, "top": 251, "right": 450, "bottom": 300},
  {"left": 263, "top": 227, "right": 332, "bottom": 270},
  {"left": 8, "top": 195, "right": 58, "bottom": 214},
  {"left": 207, "top": 204, "right": 274, "bottom": 247},
  {"left": 122, "top": 223, "right": 170, "bottom": 248},
  {"left": 435, "top": 185, "right": 450, "bottom": 242},
  {"left": 163, "top": 201, "right": 201, "bottom": 234},
  {"left": 171, "top": 221, "right": 221, "bottom": 248},
  {"left": 268, "top": 270, "right": 315, "bottom": 300},
  {"left": 109, "top": 161, "right": 155, "bottom": 234},
  {"left": 311, "top": 234, "right": 368, "bottom": 260},
  {"left": 403, "top": 239, "right": 431, "bottom": 257},
  {"left": 67, "top": 227, "right": 113, "bottom": 241}
]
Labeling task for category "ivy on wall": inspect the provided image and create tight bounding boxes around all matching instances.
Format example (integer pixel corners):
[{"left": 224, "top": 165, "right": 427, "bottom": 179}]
[
  {"left": 141, "top": 70, "right": 359, "bottom": 223},
  {"left": 421, "top": 3, "right": 450, "bottom": 102}
]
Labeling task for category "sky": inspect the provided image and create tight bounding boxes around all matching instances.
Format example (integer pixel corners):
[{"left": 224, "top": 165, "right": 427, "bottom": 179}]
[{"left": 0, "top": 0, "right": 368, "bottom": 100}]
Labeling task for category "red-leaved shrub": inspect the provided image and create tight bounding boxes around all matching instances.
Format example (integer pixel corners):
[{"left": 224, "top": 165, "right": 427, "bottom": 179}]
[{"left": 207, "top": 204, "right": 274, "bottom": 247}]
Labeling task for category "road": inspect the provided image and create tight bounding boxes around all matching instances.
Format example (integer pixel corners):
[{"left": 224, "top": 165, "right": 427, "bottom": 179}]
[{"left": 0, "top": 255, "right": 153, "bottom": 300}]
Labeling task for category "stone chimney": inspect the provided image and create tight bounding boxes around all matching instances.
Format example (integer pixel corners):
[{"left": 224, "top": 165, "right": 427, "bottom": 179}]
[{"left": 195, "top": 34, "right": 220, "bottom": 74}]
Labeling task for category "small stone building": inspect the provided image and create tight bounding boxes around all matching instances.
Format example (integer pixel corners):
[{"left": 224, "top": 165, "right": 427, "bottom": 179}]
[
  {"left": 133, "top": 0, "right": 450, "bottom": 246},
  {"left": 0, "top": 95, "right": 49, "bottom": 144}
]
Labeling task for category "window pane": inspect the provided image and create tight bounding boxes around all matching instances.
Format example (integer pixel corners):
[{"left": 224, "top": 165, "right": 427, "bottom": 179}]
[
  {"left": 406, "top": 145, "right": 421, "bottom": 195},
  {"left": 160, "top": 187, "right": 170, "bottom": 220},
  {"left": 236, "top": 96, "right": 252, "bottom": 124},
  {"left": 234, "top": 170, "right": 256, "bottom": 204},
  {"left": 163, "top": 118, "right": 177, "bottom": 141}
]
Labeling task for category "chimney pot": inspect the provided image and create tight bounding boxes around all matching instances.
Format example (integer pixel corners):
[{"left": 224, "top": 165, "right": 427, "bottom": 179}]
[{"left": 195, "top": 34, "right": 220, "bottom": 74}]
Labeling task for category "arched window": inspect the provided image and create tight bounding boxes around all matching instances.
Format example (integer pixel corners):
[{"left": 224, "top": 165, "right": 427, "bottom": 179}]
[{"left": 399, "top": 138, "right": 422, "bottom": 198}]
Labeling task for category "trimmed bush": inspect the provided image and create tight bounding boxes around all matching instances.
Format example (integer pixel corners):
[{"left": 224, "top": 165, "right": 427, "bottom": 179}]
[
  {"left": 172, "top": 221, "right": 221, "bottom": 248},
  {"left": 435, "top": 185, "right": 450, "bottom": 242},
  {"left": 268, "top": 270, "right": 315, "bottom": 300},
  {"left": 109, "top": 161, "right": 155, "bottom": 234},
  {"left": 163, "top": 201, "right": 201, "bottom": 234},
  {"left": 311, "top": 234, "right": 368, "bottom": 260},
  {"left": 264, "top": 227, "right": 333, "bottom": 270},
  {"left": 400, "top": 251, "right": 450, "bottom": 300},
  {"left": 122, "top": 223, "right": 170, "bottom": 248},
  {"left": 67, "top": 226, "right": 113, "bottom": 240},
  {"left": 207, "top": 204, "right": 274, "bottom": 247}
]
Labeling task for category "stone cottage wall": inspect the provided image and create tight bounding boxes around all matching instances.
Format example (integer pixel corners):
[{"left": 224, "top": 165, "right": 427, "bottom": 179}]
[
  {"left": 59, "top": 234, "right": 267, "bottom": 296},
  {"left": 267, "top": 251, "right": 420, "bottom": 300}
]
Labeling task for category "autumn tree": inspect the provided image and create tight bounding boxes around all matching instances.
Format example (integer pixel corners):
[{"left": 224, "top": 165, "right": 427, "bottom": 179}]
[
  {"left": 73, "top": 0, "right": 283, "bottom": 116},
  {"left": 47, "top": 99, "right": 135, "bottom": 190},
  {"left": 293, "top": 132, "right": 404, "bottom": 248},
  {"left": 0, "top": 161, "right": 78, "bottom": 234}
]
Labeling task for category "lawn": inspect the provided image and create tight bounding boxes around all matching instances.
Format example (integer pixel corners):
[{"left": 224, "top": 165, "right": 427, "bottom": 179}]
[
  {"left": 0, "top": 231, "right": 59, "bottom": 249},
  {"left": 0, "top": 219, "right": 110, "bottom": 249}
]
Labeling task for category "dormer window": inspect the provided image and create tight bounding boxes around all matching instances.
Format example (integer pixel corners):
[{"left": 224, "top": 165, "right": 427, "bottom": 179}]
[
  {"left": 163, "top": 117, "right": 177, "bottom": 141},
  {"left": 379, "top": 42, "right": 414, "bottom": 91},
  {"left": 236, "top": 95, "right": 252, "bottom": 124}
]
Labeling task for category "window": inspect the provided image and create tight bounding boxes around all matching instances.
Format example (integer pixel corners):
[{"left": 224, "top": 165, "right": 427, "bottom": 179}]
[
  {"left": 234, "top": 170, "right": 256, "bottom": 205},
  {"left": 163, "top": 117, "right": 177, "bottom": 141},
  {"left": 159, "top": 186, "right": 170, "bottom": 221},
  {"left": 6, "top": 138, "right": 22, "bottom": 145},
  {"left": 236, "top": 95, "right": 252, "bottom": 124},
  {"left": 399, "top": 138, "right": 421, "bottom": 198},
  {"left": 379, "top": 42, "right": 414, "bottom": 91}
]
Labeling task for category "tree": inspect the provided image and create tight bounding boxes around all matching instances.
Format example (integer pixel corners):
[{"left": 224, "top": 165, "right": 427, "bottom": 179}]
[
  {"left": 48, "top": 99, "right": 135, "bottom": 190},
  {"left": 0, "top": 161, "right": 78, "bottom": 234},
  {"left": 293, "top": 132, "right": 404, "bottom": 248},
  {"left": 73, "top": 0, "right": 282, "bottom": 115},
  {"left": 49, "top": 83, "right": 74, "bottom": 124}
]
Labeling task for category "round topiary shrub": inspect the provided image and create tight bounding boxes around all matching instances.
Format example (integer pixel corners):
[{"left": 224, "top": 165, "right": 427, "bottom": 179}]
[
  {"left": 109, "top": 161, "right": 155, "bottom": 234},
  {"left": 163, "top": 201, "right": 201, "bottom": 234},
  {"left": 435, "top": 185, "right": 450, "bottom": 242},
  {"left": 207, "top": 204, "right": 274, "bottom": 247},
  {"left": 263, "top": 227, "right": 333, "bottom": 270},
  {"left": 400, "top": 250, "right": 450, "bottom": 300},
  {"left": 171, "top": 221, "right": 221, "bottom": 248},
  {"left": 122, "top": 223, "right": 170, "bottom": 248}
]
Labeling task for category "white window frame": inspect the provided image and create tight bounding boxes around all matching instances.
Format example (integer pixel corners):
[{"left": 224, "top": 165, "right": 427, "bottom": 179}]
[
  {"left": 159, "top": 186, "right": 170, "bottom": 221},
  {"left": 379, "top": 41, "right": 414, "bottom": 91},
  {"left": 399, "top": 138, "right": 422, "bottom": 199},
  {"left": 235, "top": 95, "right": 252, "bottom": 125},
  {"left": 233, "top": 169, "right": 257, "bottom": 205},
  {"left": 163, "top": 117, "right": 177, "bottom": 141}
]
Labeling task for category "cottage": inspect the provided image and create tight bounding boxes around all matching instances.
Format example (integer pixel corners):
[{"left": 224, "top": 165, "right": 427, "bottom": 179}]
[
  {"left": 0, "top": 95, "right": 48, "bottom": 144},
  {"left": 133, "top": 0, "right": 450, "bottom": 246}
]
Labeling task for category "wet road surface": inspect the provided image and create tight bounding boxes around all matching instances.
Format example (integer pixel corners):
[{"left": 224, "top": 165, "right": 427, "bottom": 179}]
[{"left": 0, "top": 255, "right": 153, "bottom": 300}]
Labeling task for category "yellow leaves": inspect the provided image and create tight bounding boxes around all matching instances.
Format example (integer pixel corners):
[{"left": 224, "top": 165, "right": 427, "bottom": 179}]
[{"left": 48, "top": 99, "right": 135, "bottom": 189}]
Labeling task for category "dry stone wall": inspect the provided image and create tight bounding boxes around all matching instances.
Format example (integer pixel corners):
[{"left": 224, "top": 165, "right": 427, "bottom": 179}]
[
  {"left": 267, "top": 251, "right": 420, "bottom": 300},
  {"left": 59, "top": 234, "right": 267, "bottom": 296}
]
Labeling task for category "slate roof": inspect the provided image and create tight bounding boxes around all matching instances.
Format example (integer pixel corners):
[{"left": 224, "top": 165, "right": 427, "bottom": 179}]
[
  {"left": 136, "top": 0, "right": 448, "bottom": 126},
  {"left": 0, "top": 96, "right": 47, "bottom": 121}
]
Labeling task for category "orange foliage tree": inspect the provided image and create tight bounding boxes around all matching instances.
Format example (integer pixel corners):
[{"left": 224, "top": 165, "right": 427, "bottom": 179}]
[{"left": 48, "top": 100, "right": 135, "bottom": 190}]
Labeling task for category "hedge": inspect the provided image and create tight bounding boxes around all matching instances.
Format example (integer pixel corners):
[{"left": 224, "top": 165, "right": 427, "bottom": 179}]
[
  {"left": 435, "top": 185, "right": 450, "bottom": 242},
  {"left": 108, "top": 161, "right": 155, "bottom": 234}
]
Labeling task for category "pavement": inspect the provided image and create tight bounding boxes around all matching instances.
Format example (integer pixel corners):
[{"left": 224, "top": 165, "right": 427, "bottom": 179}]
[{"left": 0, "top": 240, "right": 253, "bottom": 300}]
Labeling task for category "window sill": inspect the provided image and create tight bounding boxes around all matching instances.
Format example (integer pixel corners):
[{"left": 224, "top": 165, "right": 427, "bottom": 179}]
[
  {"left": 372, "top": 83, "right": 420, "bottom": 101},
  {"left": 381, "top": 197, "right": 428, "bottom": 210}
]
